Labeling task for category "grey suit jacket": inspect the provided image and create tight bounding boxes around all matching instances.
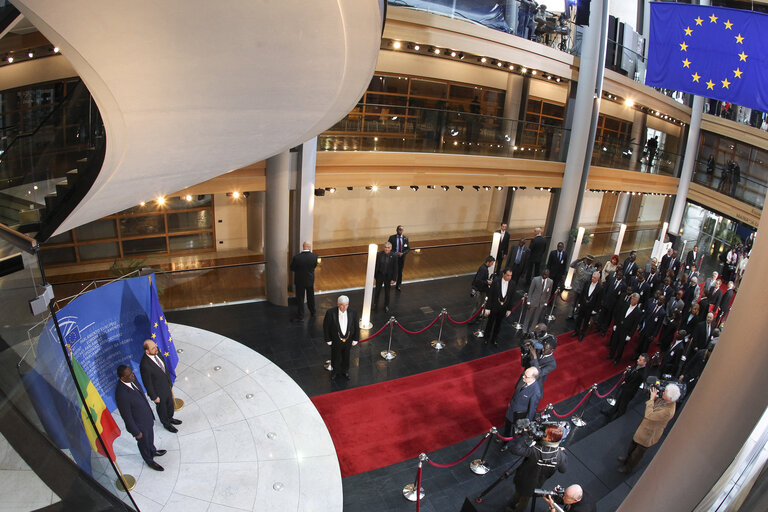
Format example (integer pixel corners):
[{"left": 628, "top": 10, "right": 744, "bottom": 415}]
[{"left": 527, "top": 276, "right": 553, "bottom": 308}]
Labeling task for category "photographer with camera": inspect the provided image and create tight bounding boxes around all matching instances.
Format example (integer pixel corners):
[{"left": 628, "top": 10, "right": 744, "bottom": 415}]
[
  {"left": 542, "top": 484, "right": 596, "bottom": 512},
  {"left": 504, "top": 424, "right": 568, "bottom": 512},
  {"left": 522, "top": 323, "right": 557, "bottom": 389},
  {"left": 606, "top": 354, "right": 649, "bottom": 421},
  {"left": 618, "top": 382, "right": 680, "bottom": 474}
]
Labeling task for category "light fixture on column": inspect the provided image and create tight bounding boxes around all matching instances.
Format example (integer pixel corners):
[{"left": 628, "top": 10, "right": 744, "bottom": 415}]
[
  {"left": 184, "top": 194, "right": 192, "bottom": 201},
  {"left": 473, "top": 186, "right": 481, "bottom": 191},
  {"left": 156, "top": 196, "right": 166, "bottom": 205},
  {"left": 410, "top": 185, "right": 419, "bottom": 191},
  {"left": 441, "top": 185, "right": 449, "bottom": 191},
  {"left": 456, "top": 185, "right": 464, "bottom": 191},
  {"left": 393, "top": 41, "right": 402, "bottom": 49}
]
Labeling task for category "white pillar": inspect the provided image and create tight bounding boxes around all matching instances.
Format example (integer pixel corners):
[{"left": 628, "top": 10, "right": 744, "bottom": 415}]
[
  {"left": 489, "top": 232, "right": 502, "bottom": 275},
  {"left": 614, "top": 223, "right": 627, "bottom": 256},
  {"left": 297, "top": 137, "right": 317, "bottom": 247},
  {"left": 613, "top": 191, "right": 632, "bottom": 224},
  {"left": 564, "top": 226, "right": 585, "bottom": 289},
  {"left": 265, "top": 151, "right": 291, "bottom": 306},
  {"left": 669, "top": 96, "right": 704, "bottom": 234},
  {"left": 502, "top": 73, "right": 524, "bottom": 146},
  {"left": 359, "top": 243, "right": 377, "bottom": 329}
]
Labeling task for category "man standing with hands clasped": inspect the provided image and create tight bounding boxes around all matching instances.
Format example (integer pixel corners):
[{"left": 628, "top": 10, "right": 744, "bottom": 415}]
[
  {"left": 324, "top": 295, "right": 359, "bottom": 380},
  {"left": 374, "top": 242, "right": 398, "bottom": 314},
  {"left": 115, "top": 365, "right": 166, "bottom": 471},
  {"left": 388, "top": 225, "right": 410, "bottom": 291},
  {"left": 139, "top": 339, "right": 181, "bottom": 433},
  {"left": 290, "top": 241, "right": 318, "bottom": 322}
]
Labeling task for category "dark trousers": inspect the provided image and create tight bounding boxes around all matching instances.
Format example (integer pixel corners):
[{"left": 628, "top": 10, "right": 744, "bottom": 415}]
[
  {"left": 374, "top": 277, "right": 392, "bottom": 308},
  {"left": 574, "top": 308, "right": 592, "bottom": 337},
  {"left": 396, "top": 255, "right": 406, "bottom": 287},
  {"left": 624, "top": 440, "right": 648, "bottom": 472},
  {"left": 609, "top": 390, "right": 636, "bottom": 420},
  {"left": 508, "top": 490, "right": 530, "bottom": 512},
  {"left": 156, "top": 393, "right": 175, "bottom": 427},
  {"left": 136, "top": 427, "right": 157, "bottom": 465},
  {"left": 597, "top": 306, "right": 614, "bottom": 333},
  {"left": 485, "top": 309, "right": 507, "bottom": 344},
  {"left": 331, "top": 340, "right": 351, "bottom": 374},
  {"left": 635, "top": 333, "right": 654, "bottom": 357},
  {"left": 609, "top": 330, "right": 631, "bottom": 362},
  {"left": 295, "top": 282, "right": 315, "bottom": 318}
]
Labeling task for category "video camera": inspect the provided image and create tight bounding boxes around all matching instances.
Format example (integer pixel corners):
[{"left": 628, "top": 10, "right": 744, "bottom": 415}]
[
  {"left": 513, "top": 417, "right": 571, "bottom": 444},
  {"left": 642, "top": 376, "right": 686, "bottom": 398},
  {"left": 534, "top": 485, "right": 565, "bottom": 498},
  {"left": 520, "top": 329, "right": 556, "bottom": 367}
]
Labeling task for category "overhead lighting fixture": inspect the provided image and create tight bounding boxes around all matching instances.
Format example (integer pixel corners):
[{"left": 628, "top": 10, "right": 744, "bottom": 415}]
[
  {"left": 371, "top": 185, "right": 379, "bottom": 191},
  {"left": 433, "top": 48, "right": 441, "bottom": 55},
  {"left": 483, "top": 186, "right": 491, "bottom": 191},
  {"left": 624, "top": 98, "right": 635, "bottom": 107},
  {"left": 456, "top": 185, "right": 464, "bottom": 191},
  {"left": 480, "top": 57, "right": 487, "bottom": 63},
  {"left": 315, "top": 188, "right": 326, "bottom": 196},
  {"left": 556, "top": 77, "right": 561, "bottom": 82},
  {"left": 52, "top": 46, "right": 59, "bottom": 53},
  {"left": 232, "top": 191, "right": 240, "bottom": 198},
  {"left": 347, "top": 186, "right": 353, "bottom": 191},
  {"left": 473, "top": 185, "right": 481, "bottom": 191},
  {"left": 508, "top": 64, "right": 514, "bottom": 70},
  {"left": 393, "top": 41, "right": 401, "bottom": 49},
  {"left": 156, "top": 196, "right": 166, "bottom": 205},
  {"left": 497, "top": 61, "right": 503, "bottom": 67},
  {"left": 531, "top": 70, "right": 537, "bottom": 75},
  {"left": 414, "top": 44, "right": 420, "bottom": 50},
  {"left": 521, "top": 67, "right": 527, "bottom": 74},
  {"left": 328, "top": 187, "right": 336, "bottom": 193},
  {"left": 450, "top": 51, "right": 457, "bottom": 57},
  {"left": 459, "top": 53, "right": 465, "bottom": 59},
  {"left": 27, "top": 51, "right": 33, "bottom": 58},
  {"left": 184, "top": 194, "right": 192, "bottom": 201},
  {"left": 496, "top": 186, "right": 504, "bottom": 191},
  {"left": 139, "top": 201, "right": 146, "bottom": 207},
  {"left": 6, "top": 55, "right": 12, "bottom": 63},
  {"left": 410, "top": 185, "right": 419, "bottom": 191},
  {"left": 441, "top": 185, "right": 449, "bottom": 191}
]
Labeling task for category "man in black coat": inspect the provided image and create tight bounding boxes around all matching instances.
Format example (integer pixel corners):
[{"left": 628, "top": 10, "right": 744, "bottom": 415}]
[
  {"left": 608, "top": 293, "right": 643, "bottom": 365},
  {"left": 139, "top": 340, "right": 181, "bottom": 433},
  {"left": 526, "top": 227, "right": 548, "bottom": 286},
  {"left": 373, "top": 242, "right": 399, "bottom": 313},
  {"left": 573, "top": 271, "right": 601, "bottom": 341},
  {"left": 387, "top": 225, "right": 410, "bottom": 291},
  {"left": 495, "top": 222, "right": 510, "bottom": 270},
  {"left": 323, "top": 295, "right": 360, "bottom": 380},
  {"left": 692, "top": 312, "right": 715, "bottom": 352},
  {"left": 710, "top": 279, "right": 724, "bottom": 317},
  {"left": 485, "top": 268, "right": 515, "bottom": 346},
  {"left": 597, "top": 270, "right": 625, "bottom": 336},
  {"left": 547, "top": 241, "right": 568, "bottom": 292},
  {"left": 660, "top": 331, "right": 687, "bottom": 377},
  {"left": 115, "top": 365, "right": 166, "bottom": 471},
  {"left": 716, "top": 281, "right": 736, "bottom": 325},
  {"left": 623, "top": 251, "right": 638, "bottom": 280},
  {"left": 685, "top": 245, "right": 700, "bottom": 273},
  {"left": 608, "top": 354, "right": 649, "bottom": 421},
  {"left": 290, "top": 241, "right": 318, "bottom": 322},
  {"left": 472, "top": 256, "right": 495, "bottom": 295},
  {"left": 507, "top": 239, "right": 530, "bottom": 289},
  {"left": 635, "top": 293, "right": 665, "bottom": 358}
]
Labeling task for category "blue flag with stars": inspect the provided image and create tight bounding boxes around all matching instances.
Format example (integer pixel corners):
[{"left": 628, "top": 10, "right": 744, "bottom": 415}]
[
  {"left": 149, "top": 274, "right": 178, "bottom": 383},
  {"left": 647, "top": 3, "right": 768, "bottom": 113}
]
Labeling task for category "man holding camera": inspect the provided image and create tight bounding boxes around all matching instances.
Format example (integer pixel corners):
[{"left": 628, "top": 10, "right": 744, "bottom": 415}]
[
  {"left": 543, "top": 484, "right": 596, "bottom": 512},
  {"left": 618, "top": 383, "right": 680, "bottom": 474},
  {"left": 524, "top": 324, "right": 557, "bottom": 389}
]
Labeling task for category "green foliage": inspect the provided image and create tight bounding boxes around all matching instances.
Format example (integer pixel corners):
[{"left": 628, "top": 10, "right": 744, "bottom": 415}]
[{"left": 568, "top": 228, "right": 592, "bottom": 244}]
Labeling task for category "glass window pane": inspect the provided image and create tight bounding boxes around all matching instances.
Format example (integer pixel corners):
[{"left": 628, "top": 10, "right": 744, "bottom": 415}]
[
  {"left": 410, "top": 79, "right": 447, "bottom": 99},
  {"left": 163, "top": 195, "right": 213, "bottom": 210},
  {"left": 46, "top": 231, "right": 72, "bottom": 244},
  {"left": 169, "top": 233, "right": 214, "bottom": 252},
  {"left": 78, "top": 242, "right": 120, "bottom": 261},
  {"left": 367, "top": 75, "right": 409, "bottom": 95},
  {"left": 123, "top": 237, "right": 166, "bottom": 256},
  {"left": 167, "top": 211, "right": 213, "bottom": 233},
  {"left": 40, "top": 247, "right": 76, "bottom": 265},
  {"left": 74, "top": 219, "right": 117, "bottom": 241},
  {"left": 119, "top": 215, "right": 165, "bottom": 236},
  {"left": 365, "top": 94, "right": 407, "bottom": 107}
]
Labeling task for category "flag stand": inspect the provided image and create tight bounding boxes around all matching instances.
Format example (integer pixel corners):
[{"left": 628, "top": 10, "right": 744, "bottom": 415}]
[
  {"left": 114, "top": 461, "right": 136, "bottom": 492},
  {"left": 171, "top": 389, "right": 184, "bottom": 411}
]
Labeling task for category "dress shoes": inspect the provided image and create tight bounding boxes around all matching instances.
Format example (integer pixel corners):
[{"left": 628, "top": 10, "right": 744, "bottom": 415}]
[
  {"left": 343, "top": 373, "right": 350, "bottom": 380},
  {"left": 170, "top": 418, "right": 182, "bottom": 425},
  {"left": 329, "top": 372, "right": 337, "bottom": 380},
  {"left": 396, "top": 286, "right": 402, "bottom": 291},
  {"left": 148, "top": 462, "right": 164, "bottom": 471},
  {"left": 154, "top": 450, "right": 167, "bottom": 457},
  {"left": 291, "top": 317, "right": 304, "bottom": 323},
  {"left": 164, "top": 424, "right": 178, "bottom": 433}
]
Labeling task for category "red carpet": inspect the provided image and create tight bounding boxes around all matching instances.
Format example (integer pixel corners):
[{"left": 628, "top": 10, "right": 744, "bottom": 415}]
[{"left": 311, "top": 329, "right": 635, "bottom": 477}]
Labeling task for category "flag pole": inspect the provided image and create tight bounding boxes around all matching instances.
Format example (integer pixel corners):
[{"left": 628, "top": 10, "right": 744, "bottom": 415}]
[
  {"left": 114, "top": 460, "right": 136, "bottom": 492},
  {"left": 171, "top": 387, "right": 184, "bottom": 411}
]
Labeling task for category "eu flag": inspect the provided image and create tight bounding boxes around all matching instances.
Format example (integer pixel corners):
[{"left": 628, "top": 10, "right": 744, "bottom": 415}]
[
  {"left": 148, "top": 274, "right": 178, "bottom": 383},
  {"left": 647, "top": 3, "right": 768, "bottom": 113}
]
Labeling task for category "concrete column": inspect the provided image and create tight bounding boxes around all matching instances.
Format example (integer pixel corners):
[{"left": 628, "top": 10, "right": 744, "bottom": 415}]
[
  {"left": 503, "top": 74, "right": 525, "bottom": 146},
  {"left": 629, "top": 109, "right": 645, "bottom": 171},
  {"left": 295, "top": 138, "right": 317, "bottom": 248},
  {"left": 265, "top": 151, "right": 291, "bottom": 306},
  {"left": 548, "top": 0, "right": 608, "bottom": 254},
  {"left": 668, "top": 96, "right": 703, "bottom": 236},
  {"left": 613, "top": 192, "right": 631, "bottom": 223},
  {"left": 619, "top": 187, "right": 768, "bottom": 511}
]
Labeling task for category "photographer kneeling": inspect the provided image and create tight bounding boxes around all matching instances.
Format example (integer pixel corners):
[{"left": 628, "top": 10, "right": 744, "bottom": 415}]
[
  {"left": 542, "top": 484, "right": 596, "bottom": 512},
  {"left": 618, "top": 382, "right": 681, "bottom": 474},
  {"left": 504, "top": 424, "right": 568, "bottom": 512}
]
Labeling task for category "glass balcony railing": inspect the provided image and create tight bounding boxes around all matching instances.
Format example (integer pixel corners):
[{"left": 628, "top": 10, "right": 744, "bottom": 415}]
[
  {"left": 590, "top": 141, "right": 682, "bottom": 177},
  {"left": 691, "top": 159, "right": 767, "bottom": 210}
]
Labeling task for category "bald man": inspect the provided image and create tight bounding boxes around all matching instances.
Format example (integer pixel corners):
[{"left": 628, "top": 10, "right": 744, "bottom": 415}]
[
  {"left": 543, "top": 484, "right": 596, "bottom": 512},
  {"left": 290, "top": 240, "right": 318, "bottom": 321},
  {"left": 500, "top": 367, "right": 541, "bottom": 449},
  {"left": 139, "top": 339, "right": 181, "bottom": 433}
]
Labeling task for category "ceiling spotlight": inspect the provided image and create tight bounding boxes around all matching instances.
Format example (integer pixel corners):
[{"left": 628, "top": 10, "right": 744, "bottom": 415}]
[
  {"left": 456, "top": 185, "right": 464, "bottom": 191},
  {"left": 410, "top": 185, "right": 419, "bottom": 191},
  {"left": 434, "top": 48, "right": 441, "bottom": 55},
  {"left": 393, "top": 41, "right": 401, "bottom": 49},
  {"left": 521, "top": 67, "right": 527, "bottom": 74},
  {"left": 496, "top": 186, "right": 503, "bottom": 191},
  {"left": 624, "top": 98, "right": 635, "bottom": 107},
  {"left": 497, "top": 61, "right": 503, "bottom": 67},
  {"left": 459, "top": 53, "right": 465, "bottom": 59},
  {"left": 508, "top": 64, "right": 514, "bottom": 70},
  {"left": 427, "top": 185, "right": 434, "bottom": 189},
  {"left": 372, "top": 185, "right": 379, "bottom": 191},
  {"left": 6, "top": 56, "right": 12, "bottom": 63},
  {"left": 389, "top": 185, "right": 398, "bottom": 190},
  {"left": 139, "top": 201, "right": 146, "bottom": 207},
  {"left": 414, "top": 44, "right": 420, "bottom": 50},
  {"left": 328, "top": 187, "right": 336, "bottom": 193},
  {"left": 511, "top": 186, "right": 517, "bottom": 191},
  {"left": 184, "top": 194, "right": 192, "bottom": 201},
  {"left": 314, "top": 188, "right": 326, "bottom": 196},
  {"left": 156, "top": 196, "right": 166, "bottom": 205},
  {"left": 53, "top": 46, "right": 59, "bottom": 53},
  {"left": 450, "top": 51, "right": 457, "bottom": 57},
  {"left": 27, "top": 51, "right": 33, "bottom": 58},
  {"left": 365, "top": 186, "right": 372, "bottom": 190},
  {"left": 473, "top": 185, "right": 481, "bottom": 191},
  {"left": 480, "top": 57, "right": 487, "bottom": 63},
  {"left": 441, "top": 185, "right": 450, "bottom": 191},
  {"left": 232, "top": 191, "right": 241, "bottom": 198},
  {"left": 556, "top": 77, "right": 561, "bottom": 82},
  {"left": 531, "top": 70, "right": 537, "bottom": 75},
  {"left": 483, "top": 186, "right": 491, "bottom": 191},
  {"left": 547, "top": 75, "right": 552, "bottom": 80}
]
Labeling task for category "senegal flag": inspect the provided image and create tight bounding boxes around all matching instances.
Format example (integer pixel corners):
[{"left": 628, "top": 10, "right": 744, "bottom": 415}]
[{"left": 71, "top": 355, "right": 121, "bottom": 460}]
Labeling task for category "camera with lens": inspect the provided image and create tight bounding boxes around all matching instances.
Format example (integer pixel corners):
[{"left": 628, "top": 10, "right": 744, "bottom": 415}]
[
  {"left": 513, "top": 417, "right": 571, "bottom": 445},
  {"left": 520, "top": 329, "right": 556, "bottom": 367},
  {"left": 534, "top": 485, "right": 565, "bottom": 498},
  {"left": 642, "top": 376, "right": 686, "bottom": 397}
]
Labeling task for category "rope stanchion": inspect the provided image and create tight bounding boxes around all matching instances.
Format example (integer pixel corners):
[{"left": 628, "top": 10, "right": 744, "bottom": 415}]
[
  {"left": 402, "top": 454, "right": 426, "bottom": 503},
  {"left": 395, "top": 313, "right": 442, "bottom": 335},
  {"left": 473, "top": 299, "right": 489, "bottom": 339},
  {"left": 381, "top": 317, "right": 397, "bottom": 360},
  {"left": 549, "top": 389, "right": 594, "bottom": 419},
  {"left": 508, "top": 297, "right": 524, "bottom": 313},
  {"left": 359, "top": 320, "right": 391, "bottom": 343},
  {"left": 494, "top": 431, "right": 517, "bottom": 442},
  {"left": 558, "top": 291, "right": 576, "bottom": 303},
  {"left": 470, "top": 428, "right": 497, "bottom": 475},
  {"left": 595, "top": 373, "right": 626, "bottom": 399},
  {"left": 512, "top": 294, "right": 527, "bottom": 332},
  {"left": 545, "top": 287, "right": 560, "bottom": 322},
  {"left": 430, "top": 309, "right": 447, "bottom": 350},
  {"left": 425, "top": 433, "right": 489, "bottom": 468},
  {"left": 446, "top": 305, "right": 484, "bottom": 325}
]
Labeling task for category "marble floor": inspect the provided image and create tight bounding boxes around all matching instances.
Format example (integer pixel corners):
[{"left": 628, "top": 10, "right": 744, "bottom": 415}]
[
  {"left": 0, "top": 432, "right": 60, "bottom": 511},
  {"left": 103, "top": 324, "right": 342, "bottom": 512}
]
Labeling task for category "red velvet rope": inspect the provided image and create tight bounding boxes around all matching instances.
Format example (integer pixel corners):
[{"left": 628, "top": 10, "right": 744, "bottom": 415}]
[
  {"left": 445, "top": 306, "right": 484, "bottom": 325},
  {"left": 558, "top": 293, "right": 575, "bottom": 303},
  {"left": 545, "top": 290, "right": 559, "bottom": 306},
  {"left": 595, "top": 374, "right": 626, "bottom": 399},
  {"left": 550, "top": 389, "right": 593, "bottom": 418},
  {"left": 425, "top": 434, "right": 489, "bottom": 468},
  {"left": 416, "top": 464, "right": 423, "bottom": 512},
  {"left": 509, "top": 298, "right": 524, "bottom": 312},
  {"left": 396, "top": 314, "right": 442, "bottom": 335},
  {"left": 359, "top": 320, "right": 391, "bottom": 343},
  {"left": 495, "top": 432, "right": 517, "bottom": 442}
]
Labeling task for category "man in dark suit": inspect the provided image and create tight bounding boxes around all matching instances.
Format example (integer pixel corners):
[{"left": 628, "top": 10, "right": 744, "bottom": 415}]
[
  {"left": 139, "top": 340, "right": 181, "bottom": 433},
  {"left": 710, "top": 279, "right": 724, "bottom": 316},
  {"left": 501, "top": 366, "right": 542, "bottom": 444},
  {"left": 290, "top": 241, "right": 318, "bottom": 322},
  {"left": 683, "top": 303, "right": 701, "bottom": 335},
  {"left": 597, "top": 270, "right": 625, "bottom": 336},
  {"left": 373, "top": 242, "right": 399, "bottom": 313},
  {"left": 716, "top": 281, "right": 736, "bottom": 325},
  {"left": 623, "top": 251, "right": 638, "bottom": 280},
  {"left": 547, "top": 241, "right": 568, "bottom": 292},
  {"left": 472, "top": 256, "right": 495, "bottom": 296},
  {"left": 692, "top": 312, "right": 715, "bottom": 352},
  {"left": 495, "top": 222, "right": 510, "bottom": 271},
  {"left": 323, "top": 295, "right": 360, "bottom": 380},
  {"left": 660, "top": 331, "right": 687, "bottom": 377},
  {"left": 635, "top": 293, "right": 665, "bottom": 358},
  {"left": 608, "top": 293, "right": 643, "bottom": 365},
  {"left": 697, "top": 289, "right": 711, "bottom": 322},
  {"left": 573, "top": 271, "right": 602, "bottom": 341},
  {"left": 526, "top": 227, "right": 547, "bottom": 286},
  {"left": 508, "top": 238, "right": 530, "bottom": 289},
  {"left": 115, "top": 365, "right": 166, "bottom": 471},
  {"left": 607, "top": 353, "right": 649, "bottom": 421},
  {"left": 704, "top": 271, "right": 720, "bottom": 297},
  {"left": 659, "top": 248, "right": 674, "bottom": 276},
  {"left": 685, "top": 245, "right": 699, "bottom": 273},
  {"left": 528, "top": 333, "right": 557, "bottom": 389},
  {"left": 484, "top": 268, "right": 515, "bottom": 346},
  {"left": 387, "top": 225, "right": 410, "bottom": 291}
]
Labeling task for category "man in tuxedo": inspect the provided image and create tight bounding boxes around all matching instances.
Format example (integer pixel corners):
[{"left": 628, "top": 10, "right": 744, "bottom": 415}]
[
  {"left": 115, "top": 365, "right": 166, "bottom": 471},
  {"left": 495, "top": 222, "right": 510, "bottom": 268},
  {"left": 608, "top": 293, "right": 643, "bottom": 365},
  {"left": 387, "top": 225, "right": 410, "bottom": 291},
  {"left": 323, "top": 295, "right": 360, "bottom": 380},
  {"left": 290, "top": 241, "right": 318, "bottom": 322},
  {"left": 660, "top": 331, "right": 687, "bottom": 377},
  {"left": 659, "top": 248, "right": 674, "bottom": 276},
  {"left": 692, "top": 312, "right": 715, "bottom": 352},
  {"left": 522, "top": 269, "right": 553, "bottom": 335},
  {"left": 597, "top": 269, "right": 626, "bottom": 336},
  {"left": 508, "top": 238, "right": 530, "bottom": 289},
  {"left": 697, "top": 288, "right": 711, "bottom": 321},
  {"left": 623, "top": 251, "right": 638, "bottom": 280},
  {"left": 526, "top": 227, "right": 547, "bottom": 286},
  {"left": 484, "top": 268, "right": 516, "bottom": 346},
  {"left": 635, "top": 293, "right": 665, "bottom": 358},
  {"left": 710, "top": 279, "right": 724, "bottom": 317},
  {"left": 685, "top": 245, "right": 699, "bottom": 273},
  {"left": 547, "top": 241, "right": 568, "bottom": 292},
  {"left": 684, "top": 303, "right": 701, "bottom": 335},
  {"left": 607, "top": 353, "right": 649, "bottom": 421},
  {"left": 716, "top": 281, "right": 736, "bottom": 325},
  {"left": 573, "top": 271, "right": 602, "bottom": 341},
  {"left": 374, "top": 242, "right": 399, "bottom": 313},
  {"left": 139, "top": 340, "right": 181, "bottom": 433}
]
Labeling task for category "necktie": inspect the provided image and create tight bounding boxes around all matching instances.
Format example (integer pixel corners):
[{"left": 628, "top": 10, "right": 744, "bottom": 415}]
[
  {"left": 131, "top": 383, "right": 141, "bottom": 393},
  {"left": 558, "top": 251, "right": 562, "bottom": 262},
  {"left": 398, "top": 236, "right": 402, "bottom": 252},
  {"left": 154, "top": 355, "right": 165, "bottom": 372},
  {"left": 515, "top": 248, "right": 522, "bottom": 264}
]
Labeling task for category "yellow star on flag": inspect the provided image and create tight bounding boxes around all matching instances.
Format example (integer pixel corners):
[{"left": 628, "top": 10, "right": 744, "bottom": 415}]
[
  {"left": 160, "top": 316, "right": 164, "bottom": 321},
  {"left": 154, "top": 322, "right": 158, "bottom": 328},
  {"left": 706, "top": 80, "right": 715, "bottom": 90},
  {"left": 709, "top": 14, "right": 718, "bottom": 23},
  {"left": 151, "top": 332, "right": 157, "bottom": 339},
  {"left": 733, "top": 68, "right": 743, "bottom": 79},
  {"left": 735, "top": 33, "right": 744, "bottom": 44},
  {"left": 684, "top": 26, "right": 693, "bottom": 36},
  {"left": 694, "top": 16, "right": 703, "bottom": 26},
  {"left": 738, "top": 51, "right": 748, "bottom": 62},
  {"left": 164, "top": 351, "right": 169, "bottom": 357},
  {"left": 724, "top": 20, "right": 733, "bottom": 30},
  {"left": 169, "top": 337, "right": 173, "bottom": 341},
  {"left": 692, "top": 72, "right": 701, "bottom": 83},
  {"left": 682, "top": 58, "right": 691, "bottom": 68},
  {"left": 721, "top": 78, "right": 731, "bottom": 89},
  {"left": 680, "top": 42, "right": 688, "bottom": 51}
]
